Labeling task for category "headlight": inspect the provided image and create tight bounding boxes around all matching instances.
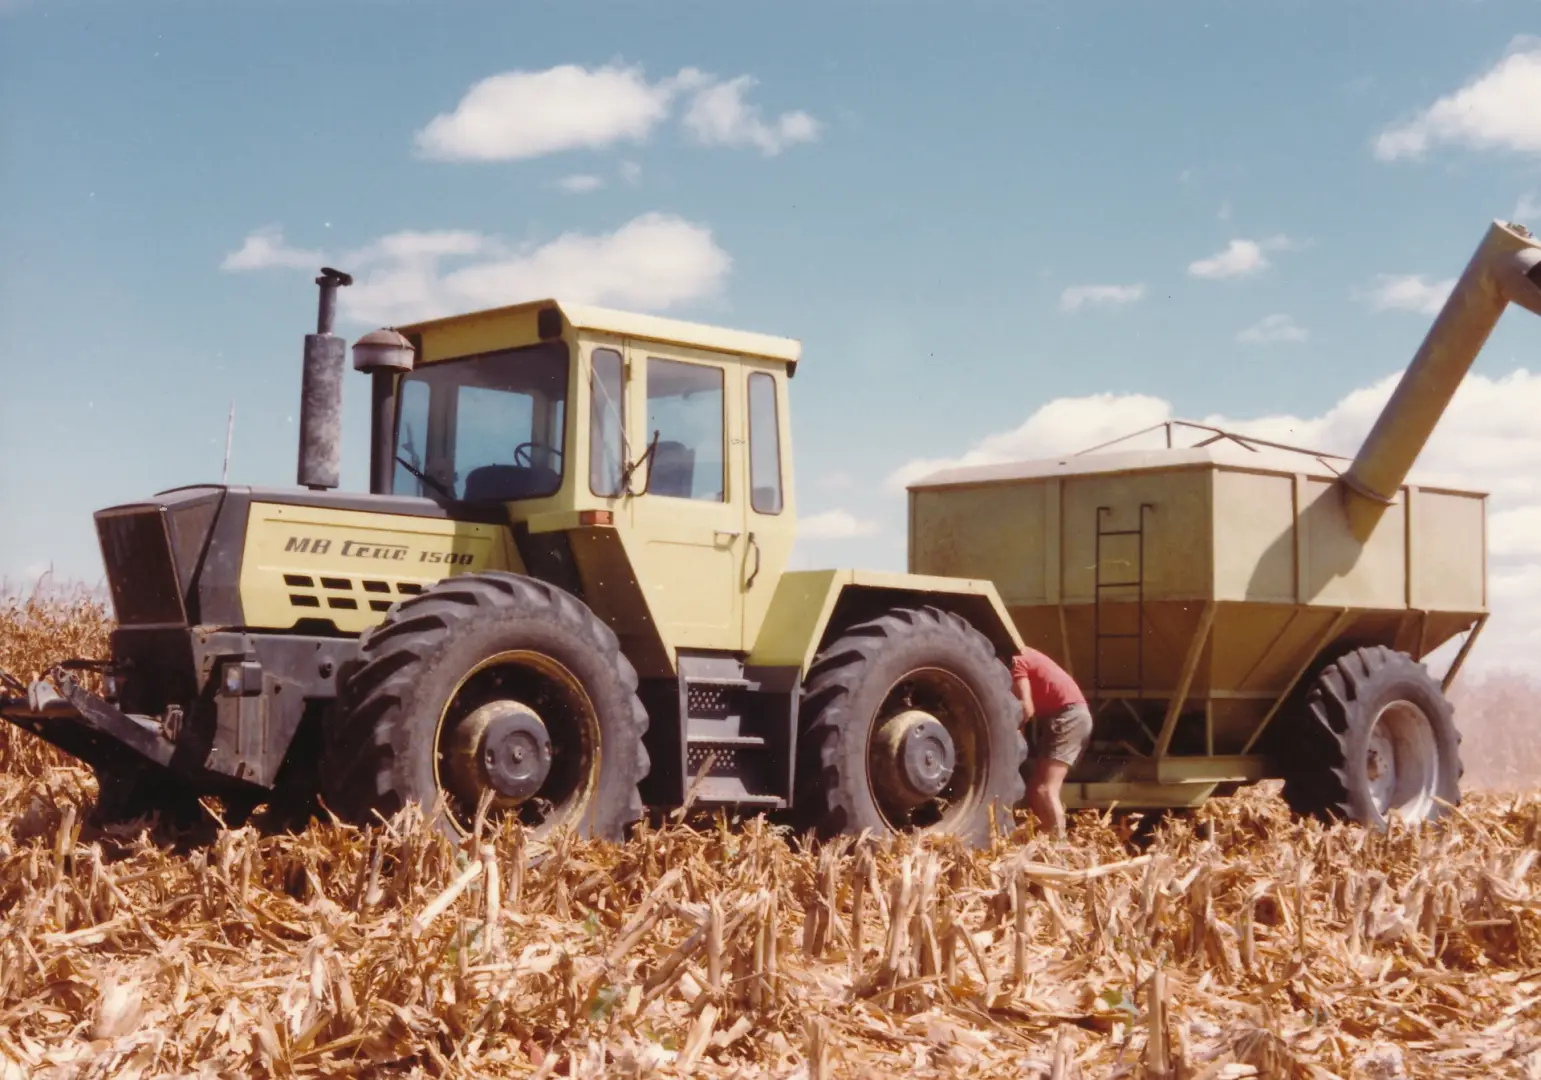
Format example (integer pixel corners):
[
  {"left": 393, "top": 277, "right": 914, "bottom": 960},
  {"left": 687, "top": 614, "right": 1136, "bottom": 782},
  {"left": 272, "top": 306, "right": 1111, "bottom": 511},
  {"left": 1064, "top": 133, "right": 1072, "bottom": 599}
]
[{"left": 221, "top": 661, "right": 262, "bottom": 696}]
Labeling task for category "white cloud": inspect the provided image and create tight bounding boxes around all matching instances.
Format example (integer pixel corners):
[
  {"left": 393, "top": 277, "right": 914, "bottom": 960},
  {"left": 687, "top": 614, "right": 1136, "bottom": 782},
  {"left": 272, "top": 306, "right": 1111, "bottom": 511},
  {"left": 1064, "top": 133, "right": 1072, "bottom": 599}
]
[
  {"left": 681, "top": 75, "right": 820, "bottom": 155},
  {"left": 1516, "top": 191, "right": 1541, "bottom": 223},
  {"left": 334, "top": 212, "right": 731, "bottom": 327},
  {"left": 1059, "top": 283, "right": 1145, "bottom": 312},
  {"left": 620, "top": 160, "right": 643, "bottom": 185},
  {"left": 413, "top": 63, "right": 819, "bottom": 163},
  {"left": 885, "top": 364, "right": 1541, "bottom": 676},
  {"left": 1375, "top": 39, "right": 1541, "bottom": 161},
  {"left": 1355, "top": 274, "right": 1455, "bottom": 315},
  {"left": 799, "top": 509, "right": 881, "bottom": 540},
  {"left": 1192, "top": 238, "right": 1266, "bottom": 280},
  {"left": 1490, "top": 505, "right": 1541, "bottom": 558},
  {"left": 1188, "top": 235, "right": 1295, "bottom": 279},
  {"left": 414, "top": 64, "right": 701, "bottom": 162},
  {"left": 558, "top": 174, "right": 604, "bottom": 193},
  {"left": 885, "top": 392, "right": 1173, "bottom": 492},
  {"left": 346, "top": 230, "right": 487, "bottom": 264},
  {"left": 819, "top": 471, "right": 855, "bottom": 491},
  {"left": 1237, "top": 313, "right": 1308, "bottom": 344},
  {"left": 220, "top": 226, "right": 323, "bottom": 271}
]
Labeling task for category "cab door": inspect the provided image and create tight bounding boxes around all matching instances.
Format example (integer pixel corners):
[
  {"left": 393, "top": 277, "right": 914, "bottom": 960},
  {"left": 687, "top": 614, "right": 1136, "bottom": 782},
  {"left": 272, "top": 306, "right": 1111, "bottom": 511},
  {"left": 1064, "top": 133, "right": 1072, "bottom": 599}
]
[
  {"left": 623, "top": 340, "right": 747, "bottom": 654},
  {"left": 738, "top": 361, "right": 795, "bottom": 650}
]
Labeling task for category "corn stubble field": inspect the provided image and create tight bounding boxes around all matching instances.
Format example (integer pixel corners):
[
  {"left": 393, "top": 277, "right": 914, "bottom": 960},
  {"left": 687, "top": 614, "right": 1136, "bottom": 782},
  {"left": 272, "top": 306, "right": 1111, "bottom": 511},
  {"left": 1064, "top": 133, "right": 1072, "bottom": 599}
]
[{"left": 4, "top": 588, "right": 1541, "bottom": 1079}]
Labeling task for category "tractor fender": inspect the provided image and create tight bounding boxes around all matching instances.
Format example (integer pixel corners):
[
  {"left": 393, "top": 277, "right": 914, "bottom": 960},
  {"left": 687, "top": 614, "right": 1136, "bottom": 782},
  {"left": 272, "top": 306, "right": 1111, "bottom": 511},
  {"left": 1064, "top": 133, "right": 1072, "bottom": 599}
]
[{"left": 747, "top": 569, "right": 1025, "bottom": 671}]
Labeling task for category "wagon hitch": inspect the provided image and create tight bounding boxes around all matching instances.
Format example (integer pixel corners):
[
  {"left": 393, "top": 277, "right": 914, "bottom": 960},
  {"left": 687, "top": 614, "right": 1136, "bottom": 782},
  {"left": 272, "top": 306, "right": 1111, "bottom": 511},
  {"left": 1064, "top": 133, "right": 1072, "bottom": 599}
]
[{"left": 0, "top": 664, "right": 178, "bottom": 772}]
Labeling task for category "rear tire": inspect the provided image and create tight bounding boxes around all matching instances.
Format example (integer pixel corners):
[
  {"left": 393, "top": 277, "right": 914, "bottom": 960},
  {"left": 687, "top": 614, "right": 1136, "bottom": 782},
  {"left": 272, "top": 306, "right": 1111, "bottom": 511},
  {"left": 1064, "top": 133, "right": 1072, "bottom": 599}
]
[
  {"left": 1281, "top": 645, "right": 1462, "bottom": 829},
  {"left": 321, "top": 571, "right": 650, "bottom": 842},
  {"left": 794, "top": 605, "right": 1028, "bottom": 848}
]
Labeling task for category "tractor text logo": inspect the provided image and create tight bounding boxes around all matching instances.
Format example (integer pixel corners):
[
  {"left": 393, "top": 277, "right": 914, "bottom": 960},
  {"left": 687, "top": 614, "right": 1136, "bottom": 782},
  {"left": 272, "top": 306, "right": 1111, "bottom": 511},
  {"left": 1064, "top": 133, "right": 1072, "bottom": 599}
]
[
  {"left": 340, "top": 540, "right": 410, "bottom": 561},
  {"left": 282, "top": 534, "right": 474, "bottom": 565}
]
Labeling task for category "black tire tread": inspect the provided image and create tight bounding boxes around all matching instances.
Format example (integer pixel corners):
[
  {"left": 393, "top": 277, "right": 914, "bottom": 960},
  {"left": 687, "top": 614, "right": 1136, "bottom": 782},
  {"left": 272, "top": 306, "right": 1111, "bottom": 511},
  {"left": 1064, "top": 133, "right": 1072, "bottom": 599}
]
[
  {"left": 795, "top": 604, "right": 1028, "bottom": 846},
  {"left": 321, "top": 571, "right": 649, "bottom": 839},
  {"left": 1281, "top": 644, "right": 1463, "bottom": 826}
]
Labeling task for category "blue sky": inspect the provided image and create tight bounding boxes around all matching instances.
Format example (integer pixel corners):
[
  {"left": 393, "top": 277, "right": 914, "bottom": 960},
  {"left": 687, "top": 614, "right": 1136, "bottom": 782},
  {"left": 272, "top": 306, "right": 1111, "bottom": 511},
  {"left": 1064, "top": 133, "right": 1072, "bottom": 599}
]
[{"left": 4, "top": 0, "right": 1541, "bottom": 667}]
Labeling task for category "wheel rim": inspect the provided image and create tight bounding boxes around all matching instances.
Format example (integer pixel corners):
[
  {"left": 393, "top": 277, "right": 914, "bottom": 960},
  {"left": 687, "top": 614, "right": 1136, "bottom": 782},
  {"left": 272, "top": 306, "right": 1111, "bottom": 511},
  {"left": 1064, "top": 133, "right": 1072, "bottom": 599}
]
[
  {"left": 433, "top": 650, "right": 600, "bottom": 837},
  {"left": 864, "top": 666, "right": 988, "bottom": 834},
  {"left": 1364, "top": 699, "right": 1439, "bottom": 822}
]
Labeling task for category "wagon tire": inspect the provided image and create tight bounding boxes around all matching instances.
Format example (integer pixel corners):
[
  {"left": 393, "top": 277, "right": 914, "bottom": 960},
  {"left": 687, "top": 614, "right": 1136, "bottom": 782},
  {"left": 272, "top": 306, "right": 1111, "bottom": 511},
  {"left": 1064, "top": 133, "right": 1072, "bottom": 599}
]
[{"left": 1280, "top": 645, "right": 1462, "bottom": 830}]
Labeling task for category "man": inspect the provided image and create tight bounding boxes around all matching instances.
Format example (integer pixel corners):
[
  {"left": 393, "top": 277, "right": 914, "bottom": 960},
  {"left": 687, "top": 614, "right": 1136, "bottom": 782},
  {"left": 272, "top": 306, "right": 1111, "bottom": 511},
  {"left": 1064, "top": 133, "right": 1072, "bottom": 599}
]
[{"left": 1010, "top": 646, "right": 1092, "bottom": 837}]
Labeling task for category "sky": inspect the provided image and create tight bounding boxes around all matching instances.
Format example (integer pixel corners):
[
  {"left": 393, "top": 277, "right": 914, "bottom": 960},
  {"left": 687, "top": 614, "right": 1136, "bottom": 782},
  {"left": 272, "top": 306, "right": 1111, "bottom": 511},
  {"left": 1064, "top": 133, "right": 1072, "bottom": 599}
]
[{"left": 3, "top": 0, "right": 1541, "bottom": 674}]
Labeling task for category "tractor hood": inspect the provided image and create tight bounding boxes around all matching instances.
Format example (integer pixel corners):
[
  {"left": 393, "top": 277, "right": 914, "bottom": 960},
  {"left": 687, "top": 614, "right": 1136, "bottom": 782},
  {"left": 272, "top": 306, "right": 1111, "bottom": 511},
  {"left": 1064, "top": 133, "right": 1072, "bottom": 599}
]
[
  {"left": 94, "top": 485, "right": 233, "bottom": 628},
  {"left": 94, "top": 484, "right": 509, "bottom": 630}
]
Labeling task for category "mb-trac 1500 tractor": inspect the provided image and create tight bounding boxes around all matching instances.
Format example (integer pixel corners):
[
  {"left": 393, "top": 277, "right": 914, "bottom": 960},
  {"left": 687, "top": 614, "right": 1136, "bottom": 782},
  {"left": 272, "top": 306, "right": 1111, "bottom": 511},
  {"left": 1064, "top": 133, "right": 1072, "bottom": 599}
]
[{"left": 1, "top": 271, "right": 1031, "bottom": 846}]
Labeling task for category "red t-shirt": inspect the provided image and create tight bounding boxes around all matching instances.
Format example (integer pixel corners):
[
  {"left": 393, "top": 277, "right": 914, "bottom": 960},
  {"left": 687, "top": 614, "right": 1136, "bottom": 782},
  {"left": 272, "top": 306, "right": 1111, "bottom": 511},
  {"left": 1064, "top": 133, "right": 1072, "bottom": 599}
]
[{"left": 1010, "top": 647, "right": 1086, "bottom": 714}]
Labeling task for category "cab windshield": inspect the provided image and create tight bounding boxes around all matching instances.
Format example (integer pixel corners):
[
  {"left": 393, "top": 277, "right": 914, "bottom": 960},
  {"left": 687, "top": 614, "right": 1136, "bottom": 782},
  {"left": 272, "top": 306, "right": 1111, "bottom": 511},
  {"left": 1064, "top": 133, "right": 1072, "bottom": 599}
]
[{"left": 392, "top": 341, "right": 569, "bottom": 502}]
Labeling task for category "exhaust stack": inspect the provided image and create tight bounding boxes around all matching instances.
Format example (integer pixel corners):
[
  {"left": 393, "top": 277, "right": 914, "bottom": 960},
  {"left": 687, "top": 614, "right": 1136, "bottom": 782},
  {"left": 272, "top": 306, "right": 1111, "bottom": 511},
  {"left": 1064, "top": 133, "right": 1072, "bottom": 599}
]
[
  {"left": 1340, "top": 220, "right": 1541, "bottom": 537},
  {"left": 297, "top": 267, "right": 353, "bottom": 491}
]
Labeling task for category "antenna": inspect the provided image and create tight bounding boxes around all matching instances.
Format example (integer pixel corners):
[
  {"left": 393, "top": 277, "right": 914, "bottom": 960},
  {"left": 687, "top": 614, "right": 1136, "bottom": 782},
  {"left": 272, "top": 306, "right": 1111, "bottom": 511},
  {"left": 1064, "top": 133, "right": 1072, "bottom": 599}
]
[{"left": 222, "top": 400, "right": 235, "bottom": 484}]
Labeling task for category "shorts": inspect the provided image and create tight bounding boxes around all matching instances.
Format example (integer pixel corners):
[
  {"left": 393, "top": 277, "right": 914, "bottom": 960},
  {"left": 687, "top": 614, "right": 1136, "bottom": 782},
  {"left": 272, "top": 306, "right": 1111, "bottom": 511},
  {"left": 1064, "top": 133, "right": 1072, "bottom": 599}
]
[{"left": 1034, "top": 702, "right": 1093, "bottom": 767}]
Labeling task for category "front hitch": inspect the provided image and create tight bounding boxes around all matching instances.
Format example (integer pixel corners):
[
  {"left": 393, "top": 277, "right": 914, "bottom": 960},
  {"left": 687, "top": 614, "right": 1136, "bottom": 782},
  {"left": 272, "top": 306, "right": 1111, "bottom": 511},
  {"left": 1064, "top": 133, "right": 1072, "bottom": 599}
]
[{"left": 0, "top": 664, "right": 178, "bottom": 771}]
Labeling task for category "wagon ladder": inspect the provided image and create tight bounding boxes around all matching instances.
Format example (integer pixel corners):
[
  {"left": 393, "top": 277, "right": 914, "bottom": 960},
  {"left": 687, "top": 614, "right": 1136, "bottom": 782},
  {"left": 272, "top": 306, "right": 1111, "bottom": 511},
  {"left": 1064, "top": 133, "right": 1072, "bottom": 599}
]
[{"left": 1092, "top": 503, "right": 1152, "bottom": 709}]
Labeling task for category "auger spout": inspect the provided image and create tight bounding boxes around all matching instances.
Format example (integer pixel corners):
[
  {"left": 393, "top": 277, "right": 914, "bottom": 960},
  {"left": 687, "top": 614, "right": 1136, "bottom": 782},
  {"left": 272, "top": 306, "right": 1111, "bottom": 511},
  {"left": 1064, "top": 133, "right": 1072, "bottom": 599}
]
[{"left": 1340, "top": 220, "right": 1541, "bottom": 538}]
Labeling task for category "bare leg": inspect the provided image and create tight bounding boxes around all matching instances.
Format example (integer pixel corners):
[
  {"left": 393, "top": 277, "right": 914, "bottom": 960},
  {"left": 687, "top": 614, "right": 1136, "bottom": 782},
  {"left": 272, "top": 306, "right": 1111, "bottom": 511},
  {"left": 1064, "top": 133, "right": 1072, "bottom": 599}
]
[{"left": 1027, "top": 758, "right": 1070, "bottom": 837}]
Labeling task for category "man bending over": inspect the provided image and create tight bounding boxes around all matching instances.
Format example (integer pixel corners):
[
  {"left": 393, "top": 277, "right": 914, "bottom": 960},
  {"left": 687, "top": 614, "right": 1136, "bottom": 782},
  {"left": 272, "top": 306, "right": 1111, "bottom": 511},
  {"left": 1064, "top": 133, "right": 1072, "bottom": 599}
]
[{"left": 1011, "top": 647, "right": 1092, "bottom": 837}]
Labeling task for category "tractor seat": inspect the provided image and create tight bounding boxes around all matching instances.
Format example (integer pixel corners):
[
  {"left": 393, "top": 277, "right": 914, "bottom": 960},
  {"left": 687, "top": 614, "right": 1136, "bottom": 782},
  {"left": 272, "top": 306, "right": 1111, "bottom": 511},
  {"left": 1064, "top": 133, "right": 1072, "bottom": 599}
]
[{"left": 649, "top": 441, "right": 695, "bottom": 498}]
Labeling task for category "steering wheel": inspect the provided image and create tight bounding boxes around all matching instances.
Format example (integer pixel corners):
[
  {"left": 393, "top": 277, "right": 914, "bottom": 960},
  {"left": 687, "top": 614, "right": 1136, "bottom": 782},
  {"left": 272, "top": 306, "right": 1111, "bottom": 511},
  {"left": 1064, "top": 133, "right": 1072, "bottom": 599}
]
[{"left": 513, "top": 442, "right": 563, "bottom": 469}]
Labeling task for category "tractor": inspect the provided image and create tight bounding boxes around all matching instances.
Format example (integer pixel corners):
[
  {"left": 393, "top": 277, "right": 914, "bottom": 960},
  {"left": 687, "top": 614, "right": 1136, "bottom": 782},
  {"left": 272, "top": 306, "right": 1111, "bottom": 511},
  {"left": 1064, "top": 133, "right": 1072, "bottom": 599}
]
[{"left": 2, "top": 272, "right": 1031, "bottom": 846}]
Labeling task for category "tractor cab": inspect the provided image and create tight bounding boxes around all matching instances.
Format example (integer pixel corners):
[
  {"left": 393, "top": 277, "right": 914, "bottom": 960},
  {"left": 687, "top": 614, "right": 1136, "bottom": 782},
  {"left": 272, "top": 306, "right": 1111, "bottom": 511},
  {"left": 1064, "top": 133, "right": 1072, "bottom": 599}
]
[{"left": 362, "top": 299, "right": 805, "bottom": 668}]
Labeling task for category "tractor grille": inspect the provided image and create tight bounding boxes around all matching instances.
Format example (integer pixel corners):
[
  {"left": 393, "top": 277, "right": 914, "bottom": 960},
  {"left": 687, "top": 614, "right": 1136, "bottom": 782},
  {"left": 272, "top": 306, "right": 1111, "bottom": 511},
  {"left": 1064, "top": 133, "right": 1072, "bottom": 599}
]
[
  {"left": 95, "top": 507, "right": 186, "bottom": 626},
  {"left": 280, "top": 574, "right": 422, "bottom": 614}
]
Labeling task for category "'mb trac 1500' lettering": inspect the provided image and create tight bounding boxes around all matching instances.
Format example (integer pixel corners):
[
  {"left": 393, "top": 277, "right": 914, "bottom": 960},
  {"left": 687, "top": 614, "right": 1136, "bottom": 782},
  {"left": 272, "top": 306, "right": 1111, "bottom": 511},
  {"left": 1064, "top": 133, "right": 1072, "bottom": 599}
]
[{"left": 284, "top": 535, "right": 475, "bottom": 565}]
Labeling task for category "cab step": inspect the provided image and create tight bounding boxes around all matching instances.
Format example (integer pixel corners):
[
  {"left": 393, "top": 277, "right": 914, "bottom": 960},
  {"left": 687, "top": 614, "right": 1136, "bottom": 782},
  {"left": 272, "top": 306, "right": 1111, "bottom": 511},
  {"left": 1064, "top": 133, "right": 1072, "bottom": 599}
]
[
  {"left": 687, "top": 734, "right": 768, "bottom": 749},
  {"left": 687, "top": 776, "right": 783, "bottom": 808},
  {"left": 642, "top": 652, "right": 802, "bottom": 811}
]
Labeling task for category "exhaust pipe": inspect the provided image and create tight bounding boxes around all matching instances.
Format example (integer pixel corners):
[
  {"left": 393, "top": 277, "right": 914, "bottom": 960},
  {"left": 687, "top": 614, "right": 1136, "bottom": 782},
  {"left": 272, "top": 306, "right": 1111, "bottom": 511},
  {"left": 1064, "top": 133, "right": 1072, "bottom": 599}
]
[
  {"left": 1340, "top": 220, "right": 1541, "bottom": 537},
  {"left": 297, "top": 268, "right": 353, "bottom": 491}
]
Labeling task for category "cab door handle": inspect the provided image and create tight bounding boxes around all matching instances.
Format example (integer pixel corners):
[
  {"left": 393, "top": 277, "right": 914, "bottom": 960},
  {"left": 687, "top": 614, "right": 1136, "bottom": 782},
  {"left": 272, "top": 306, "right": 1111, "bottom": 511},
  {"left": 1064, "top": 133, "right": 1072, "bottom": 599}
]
[
  {"left": 745, "top": 532, "right": 761, "bottom": 590},
  {"left": 714, "top": 529, "right": 741, "bottom": 541}
]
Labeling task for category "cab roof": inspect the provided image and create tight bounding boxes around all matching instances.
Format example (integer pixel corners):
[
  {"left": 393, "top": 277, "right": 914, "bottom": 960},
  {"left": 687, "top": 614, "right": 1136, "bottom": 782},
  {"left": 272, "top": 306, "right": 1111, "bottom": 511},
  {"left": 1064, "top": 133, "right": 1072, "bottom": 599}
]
[{"left": 394, "top": 297, "right": 803, "bottom": 373}]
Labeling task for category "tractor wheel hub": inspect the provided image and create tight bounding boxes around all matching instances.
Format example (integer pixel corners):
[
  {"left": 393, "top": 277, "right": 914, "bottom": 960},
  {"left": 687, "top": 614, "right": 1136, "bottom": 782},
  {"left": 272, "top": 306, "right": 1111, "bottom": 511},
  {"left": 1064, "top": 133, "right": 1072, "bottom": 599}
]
[
  {"left": 874, "top": 709, "right": 956, "bottom": 807},
  {"left": 446, "top": 700, "right": 553, "bottom": 804}
]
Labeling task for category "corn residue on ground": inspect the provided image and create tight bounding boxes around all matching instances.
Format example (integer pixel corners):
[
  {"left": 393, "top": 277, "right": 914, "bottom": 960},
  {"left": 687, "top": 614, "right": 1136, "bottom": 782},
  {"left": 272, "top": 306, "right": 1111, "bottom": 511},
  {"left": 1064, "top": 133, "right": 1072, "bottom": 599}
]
[{"left": 3, "top": 592, "right": 1541, "bottom": 1078}]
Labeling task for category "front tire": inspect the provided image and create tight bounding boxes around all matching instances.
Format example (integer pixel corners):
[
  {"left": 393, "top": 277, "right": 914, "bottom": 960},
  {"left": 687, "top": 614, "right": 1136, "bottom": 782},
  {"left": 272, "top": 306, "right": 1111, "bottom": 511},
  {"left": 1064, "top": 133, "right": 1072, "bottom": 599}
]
[
  {"left": 794, "top": 605, "right": 1028, "bottom": 848},
  {"left": 1281, "top": 645, "right": 1462, "bottom": 829},
  {"left": 321, "top": 572, "right": 650, "bottom": 842}
]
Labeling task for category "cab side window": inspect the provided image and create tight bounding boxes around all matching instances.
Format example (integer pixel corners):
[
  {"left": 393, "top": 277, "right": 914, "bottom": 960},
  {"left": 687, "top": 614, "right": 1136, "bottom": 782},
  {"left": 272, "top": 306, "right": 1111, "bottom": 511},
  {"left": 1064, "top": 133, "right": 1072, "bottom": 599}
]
[
  {"left": 394, "top": 379, "right": 432, "bottom": 496},
  {"left": 589, "top": 347, "right": 625, "bottom": 497},
  {"left": 747, "top": 372, "right": 783, "bottom": 514},
  {"left": 646, "top": 357, "right": 724, "bottom": 501}
]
